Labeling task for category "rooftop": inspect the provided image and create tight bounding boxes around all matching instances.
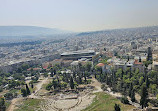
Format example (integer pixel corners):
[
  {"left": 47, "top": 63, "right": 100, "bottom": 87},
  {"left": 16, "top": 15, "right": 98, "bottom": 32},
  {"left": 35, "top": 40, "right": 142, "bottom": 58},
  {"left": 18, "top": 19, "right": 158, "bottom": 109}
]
[
  {"left": 61, "top": 50, "right": 95, "bottom": 56},
  {"left": 96, "top": 63, "right": 105, "bottom": 67},
  {"left": 134, "top": 59, "right": 143, "bottom": 65}
]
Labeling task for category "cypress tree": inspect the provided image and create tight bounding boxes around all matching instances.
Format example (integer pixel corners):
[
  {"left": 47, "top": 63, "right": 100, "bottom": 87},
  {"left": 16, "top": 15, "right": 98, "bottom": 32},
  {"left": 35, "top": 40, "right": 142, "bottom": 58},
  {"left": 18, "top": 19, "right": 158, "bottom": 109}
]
[
  {"left": 114, "top": 104, "right": 121, "bottom": 111},
  {"left": 127, "top": 55, "right": 130, "bottom": 61},
  {"left": 70, "top": 76, "right": 74, "bottom": 89},
  {"left": 31, "top": 83, "right": 34, "bottom": 89},
  {"left": 147, "top": 47, "right": 152, "bottom": 61},
  {"left": 145, "top": 76, "right": 150, "bottom": 88},
  {"left": 140, "top": 85, "right": 148, "bottom": 109},
  {"left": 79, "top": 76, "right": 82, "bottom": 84},
  {"left": 50, "top": 68, "right": 54, "bottom": 77},
  {"left": 129, "top": 67, "right": 132, "bottom": 78},
  {"left": 121, "top": 68, "right": 124, "bottom": 79},
  {"left": 128, "top": 83, "right": 133, "bottom": 97},
  {"left": 52, "top": 79, "right": 57, "bottom": 89},
  {"left": 94, "top": 71, "right": 97, "bottom": 78},
  {"left": 25, "top": 84, "right": 30, "bottom": 95},
  {"left": 139, "top": 56, "right": 142, "bottom": 62},
  {"left": 131, "top": 89, "right": 136, "bottom": 102},
  {"left": 106, "top": 75, "right": 109, "bottom": 85},
  {"left": 84, "top": 72, "right": 87, "bottom": 83}
]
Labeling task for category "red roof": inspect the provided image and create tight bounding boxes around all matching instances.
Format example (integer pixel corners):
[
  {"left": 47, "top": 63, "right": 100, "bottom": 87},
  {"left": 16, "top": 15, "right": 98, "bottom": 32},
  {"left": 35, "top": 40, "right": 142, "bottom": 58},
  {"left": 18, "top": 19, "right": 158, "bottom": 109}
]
[
  {"left": 42, "top": 62, "right": 50, "bottom": 69},
  {"left": 134, "top": 59, "right": 143, "bottom": 65},
  {"left": 43, "top": 65, "right": 48, "bottom": 69},
  {"left": 96, "top": 63, "right": 105, "bottom": 67},
  {"left": 27, "top": 68, "right": 42, "bottom": 71}
]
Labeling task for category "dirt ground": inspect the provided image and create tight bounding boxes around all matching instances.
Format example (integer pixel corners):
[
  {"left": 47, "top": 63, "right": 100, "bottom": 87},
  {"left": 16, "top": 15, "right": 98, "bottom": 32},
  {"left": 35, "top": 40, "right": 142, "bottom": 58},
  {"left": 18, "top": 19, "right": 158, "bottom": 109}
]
[
  {"left": 7, "top": 98, "right": 23, "bottom": 111},
  {"left": 7, "top": 76, "right": 139, "bottom": 111}
]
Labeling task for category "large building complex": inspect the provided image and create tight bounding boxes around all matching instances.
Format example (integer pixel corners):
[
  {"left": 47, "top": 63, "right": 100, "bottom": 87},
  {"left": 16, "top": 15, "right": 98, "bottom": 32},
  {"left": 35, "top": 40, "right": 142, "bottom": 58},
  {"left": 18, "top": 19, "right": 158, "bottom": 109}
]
[{"left": 61, "top": 50, "right": 96, "bottom": 60}]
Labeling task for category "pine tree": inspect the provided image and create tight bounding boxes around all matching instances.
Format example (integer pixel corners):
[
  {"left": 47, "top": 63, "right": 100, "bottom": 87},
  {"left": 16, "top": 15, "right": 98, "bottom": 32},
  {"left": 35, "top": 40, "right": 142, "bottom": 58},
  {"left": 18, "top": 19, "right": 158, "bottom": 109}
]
[
  {"left": 0, "top": 97, "right": 6, "bottom": 111},
  {"left": 52, "top": 79, "right": 57, "bottom": 89},
  {"left": 50, "top": 68, "right": 54, "bottom": 77},
  {"left": 120, "top": 80, "right": 123, "bottom": 91},
  {"left": 21, "top": 88, "right": 27, "bottom": 97},
  {"left": 86, "top": 62, "right": 92, "bottom": 72},
  {"left": 53, "top": 69, "right": 56, "bottom": 75}
]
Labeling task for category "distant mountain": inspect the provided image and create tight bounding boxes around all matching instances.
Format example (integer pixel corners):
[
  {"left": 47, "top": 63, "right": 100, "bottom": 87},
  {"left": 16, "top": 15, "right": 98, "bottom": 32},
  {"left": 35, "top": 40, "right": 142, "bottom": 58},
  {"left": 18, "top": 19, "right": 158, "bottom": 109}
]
[
  {"left": 0, "top": 26, "right": 69, "bottom": 37},
  {"left": 74, "top": 26, "right": 158, "bottom": 43},
  {"left": 77, "top": 26, "right": 158, "bottom": 38}
]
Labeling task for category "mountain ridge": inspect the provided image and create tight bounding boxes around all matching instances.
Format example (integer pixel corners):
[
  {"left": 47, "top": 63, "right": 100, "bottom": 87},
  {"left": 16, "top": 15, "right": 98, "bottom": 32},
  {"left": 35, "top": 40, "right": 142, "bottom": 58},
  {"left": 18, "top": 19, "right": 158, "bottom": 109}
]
[
  {"left": 0, "top": 26, "right": 69, "bottom": 36},
  {"left": 77, "top": 26, "right": 158, "bottom": 36}
]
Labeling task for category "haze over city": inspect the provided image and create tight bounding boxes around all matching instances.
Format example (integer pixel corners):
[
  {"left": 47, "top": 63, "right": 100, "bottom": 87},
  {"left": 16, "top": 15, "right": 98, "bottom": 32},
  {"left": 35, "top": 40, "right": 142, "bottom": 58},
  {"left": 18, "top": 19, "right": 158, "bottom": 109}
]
[{"left": 1, "top": 0, "right": 158, "bottom": 32}]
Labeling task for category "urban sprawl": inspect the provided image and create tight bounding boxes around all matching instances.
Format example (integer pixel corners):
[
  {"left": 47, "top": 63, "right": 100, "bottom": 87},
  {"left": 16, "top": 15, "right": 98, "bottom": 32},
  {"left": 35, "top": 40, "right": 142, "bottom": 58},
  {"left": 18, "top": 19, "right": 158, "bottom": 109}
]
[{"left": 0, "top": 27, "right": 158, "bottom": 111}]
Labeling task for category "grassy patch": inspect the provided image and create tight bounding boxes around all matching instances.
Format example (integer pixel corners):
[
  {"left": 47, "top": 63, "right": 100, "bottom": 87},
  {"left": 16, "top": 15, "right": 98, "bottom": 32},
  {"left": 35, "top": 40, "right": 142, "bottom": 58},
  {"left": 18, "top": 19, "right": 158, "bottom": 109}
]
[
  {"left": 83, "top": 92, "right": 135, "bottom": 111},
  {"left": 29, "top": 87, "right": 36, "bottom": 94},
  {"left": 42, "top": 83, "right": 48, "bottom": 89},
  {"left": 15, "top": 98, "right": 42, "bottom": 111},
  {"left": 42, "top": 79, "right": 51, "bottom": 90},
  {"left": 9, "top": 89, "right": 19, "bottom": 93},
  {"left": 5, "top": 100, "right": 11, "bottom": 110}
]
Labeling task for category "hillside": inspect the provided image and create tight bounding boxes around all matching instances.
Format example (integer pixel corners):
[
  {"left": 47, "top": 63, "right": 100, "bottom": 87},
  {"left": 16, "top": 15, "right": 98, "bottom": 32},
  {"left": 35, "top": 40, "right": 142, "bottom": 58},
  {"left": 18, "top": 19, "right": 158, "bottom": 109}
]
[
  {"left": 77, "top": 26, "right": 158, "bottom": 38},
  {"left": 0, "top": 26, "right": 68, "bottom": 37}
]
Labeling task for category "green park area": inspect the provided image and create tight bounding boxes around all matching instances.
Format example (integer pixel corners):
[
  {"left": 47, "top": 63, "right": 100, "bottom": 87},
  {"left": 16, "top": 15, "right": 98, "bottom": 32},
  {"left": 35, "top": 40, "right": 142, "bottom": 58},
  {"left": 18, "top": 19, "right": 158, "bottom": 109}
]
[{"left": 83, "top": 92, "right": 135, "bottom": 111}]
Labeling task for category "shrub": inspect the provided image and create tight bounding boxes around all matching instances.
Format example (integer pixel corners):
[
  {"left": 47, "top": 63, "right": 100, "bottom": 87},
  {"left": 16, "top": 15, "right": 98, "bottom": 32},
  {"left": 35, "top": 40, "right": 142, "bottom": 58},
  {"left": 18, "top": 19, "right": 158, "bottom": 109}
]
[
  {"left": 101, "top": 84, "right": 107, "bottom": 91},
  {"left": 46, "top": 83, "right": 53, "bottom": 91},
  {"left": 0, "top": 88, "right": 3, "bottom": 92},
  {"left": 4, "top": 92, "right": 13, "bottom": 100},
  {"left": 120, "top": 97, "right": 129, "bottom": 104},
  {"left": 114, "top": 104, "right": 121, "bottom": 111}
]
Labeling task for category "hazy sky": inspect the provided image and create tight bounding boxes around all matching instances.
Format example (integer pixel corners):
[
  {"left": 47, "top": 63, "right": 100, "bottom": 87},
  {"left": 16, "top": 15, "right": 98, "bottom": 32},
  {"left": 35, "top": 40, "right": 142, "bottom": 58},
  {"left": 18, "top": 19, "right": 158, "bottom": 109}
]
[{"left": 1, "top": 0, "right": 158, "bottom": 32}]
